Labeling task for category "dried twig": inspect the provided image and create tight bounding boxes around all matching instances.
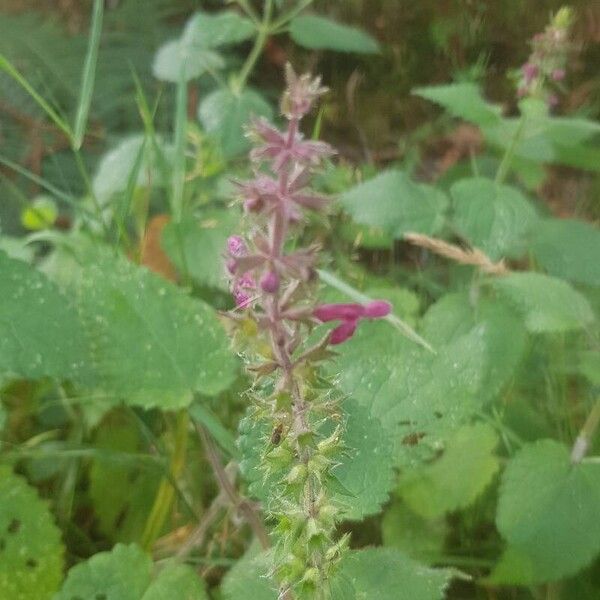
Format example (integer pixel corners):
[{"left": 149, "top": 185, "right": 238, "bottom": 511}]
[{"left": 405, "top": 232, "right": 509, "bottom": 275}]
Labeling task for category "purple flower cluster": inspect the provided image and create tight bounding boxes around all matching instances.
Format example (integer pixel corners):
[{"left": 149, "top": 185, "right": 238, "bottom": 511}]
[
  {"left": 225, "top": 64, "right": 390, "bottom": 347},
  {"left": 516, "top": 9, "right": 572, "bottom": 107}
]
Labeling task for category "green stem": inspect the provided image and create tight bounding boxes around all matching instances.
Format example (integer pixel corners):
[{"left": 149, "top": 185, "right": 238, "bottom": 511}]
[
  {"left": 271, "top": 0, "right": 315, "bottom": 30},
  {"left": 237, "top": 0, "right": 273, "bottom": 92},
  {"left": 494, "top": 115, "right": 527, "bottom": 186},
  {"left": 571, "top": 397, "right": 600, "bottom": 463},
  {"left": 140, "top": 410, "right": 189, "bottom": 551}
]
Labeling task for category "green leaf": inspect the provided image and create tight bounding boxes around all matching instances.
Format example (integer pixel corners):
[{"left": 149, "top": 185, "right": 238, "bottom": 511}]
[
  {"left": 450, "top": 177, "right": 538, "bottom": 260},
  {"left": 221, "top": 546, "right": 275, "bottom": 600},
  {"left": 491, "top": 272, "right": 595, "bottom": 333},
  {"left": 333, "top": 321, "right": 488, "bottom": 466},
  {"left": 331, "top": 400, "right": 396, "bottom": 520},
  {"left": 420, "top": 292, "right": 526, "bottom": 401},
  {"left": 0, "top": 466, "right": 65, "bottom": 600},
  {"left": 89, "top": 416, "right": 161, "bottom": 543},
  {"left": 198, "top": 88, "right": 273, "bottom": 157},
  {"left": 382, "top": 501, "right": 448, "bottom": 562},
  {"left": 399, "top": 423, "right": 499, "bottom": 519},
  {"left": 142, "top": 564, "right": 209, "bottom": 600},
  {"left": 182, "top": 11, "right": 256, "bottom": 48},
  {"left": 334, "top": 548, "right": 452, "bottom": 600},
  {"left": 93, "top": 135, "right": 171, "bottom": 206},
  {"left": 491, "top": 440, "right": 600, "bottom": 584},
  {"left": 340, "top": 170, "right": 448, "bottom": 239},
  {"left": 530, "top": 218, "right": 600, "bottom": 287},
  {"left": 161, "top": 209, "right": 239, "bottom": 291},
  {"left": 414, "top": 83, "right": 502, "bottom": 127},
  {"left": 152, "top": 39, "right": 225, "bottom": 83},
  {"left": 289, "top": 15, "right": 380, "bottom": 54},
  {"left": 74, "top": 249, "right": 237, "bottom": 408},
  {"left": 54, "top": 544, "right": 152, "bottom": 600},
  {"left": 0, "top": 251, "right": 89, "bottom": 383}
]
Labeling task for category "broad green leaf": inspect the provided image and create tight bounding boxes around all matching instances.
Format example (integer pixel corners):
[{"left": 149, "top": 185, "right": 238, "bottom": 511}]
[
  {"left": 398, "top": 423, "right": 499, "bottom": 519},
  {"left": 382, "top": 501, "right": 447, "bottom": 562},
  {"left": 420, "top": 292, "right": 526, "bottom": 401},
  {"left": 333, "top": 548, "right": 452, "bottom": 600},
  {"left": 491, "top": 440, "right": 600, "bottom": 584},
  {"left": 182, "top": 11, "right": 256, "bottom": 48},
  {"left": 340, "top": 170, "right": 448, "bottom": 239},
  {"left": 333, "top": 321, "right": 488, "bottom": 466},
  {"left": 54, "top": 543, "right": 152, "bottom": 600},
  {"left": 331, "top": 400, "right": 396, "bottom": 520},
  {"left": 0, "top": 466, "right": 64, "bottom": 600},
  {"left": 450, "top": 177, "right": 538, "bottom": 260},
  {"left": 161, "top": 209, "right": 239, "bottom": 290},
  {"left": 74, "top": 249, "right": 237, "bottom": 408},
  {"left": 89, "top": 416, "right": 161, "bottom": 542},
  {"left": 289, "top": 15, "right": 380, "bottom": 54},
  {"left": 0, "top": 251, "right": 89, "bottom": 383},
  {"left": 142, "top": 564, "right": 209, "bottom": 600},
  {"left": 414, "top": 83, "right": 502, "bottom": 127},
  {"left": 221, "top": 547, "right": 275, "bottom": 600},
  {"left": 530, "top": 218, "right": 600, "bottom": 287},
  {"left": 491, "top": 272, "right": 595, "bottom": 333},
  {"left": 93, "top": 135, "right": 171, "bottom": 206},
  {"left": 198, "top": 88, "right": 273, "bottom": 157},
  {"left": 152, "top": 39, "right": 225, "bottom": 83}
]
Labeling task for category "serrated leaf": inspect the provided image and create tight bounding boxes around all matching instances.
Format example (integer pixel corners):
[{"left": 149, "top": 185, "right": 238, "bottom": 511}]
[
  {"left": 74, "top": 249, "right": 237, "bottom": 408},
  {"left": 142, "top": 564, "right": 209, "bottom": 600},
  {"left": 331, "top": 400, "right": 396, "bottom": 520},
  {"left": 399, "top": 423, "right": 499, "bottom": 519},
  {"left": 289, "top": 15, "right": 380, "bottom": 54},
  {"left": 54, "top": 543, "right": 152, "bottom": 600},
  {"left": 491, "top": 272, "right": 595, "bottom": 333},
  {"left": 198, "top": 88, "right": 273, "bottom": 157},
  {"left": 89, "top": 416, "right": 161, "bottom": 542},
  {"left": 382, "top": 501, "right": 447, "bottom": 562},
  {"left": 450, "top": 177, "right": 538, "bottom": 260},
  {"left": 333, "top": 548, "right": 452, "bottom": 600},
  {"left": 333, "top": 322, "right": 488, "bottom": 466},
  {"left": 414, "top": 83, "right": 502, "bottom": 127},
  {"left": 0, "top": 466, "right": 65, "bottom": 600},
  {"left": 0, "top": 251, "right": 89, "bottom": 384},
  {"left": 161, "top": 209, "right": 239, "bottom": 291},
  {"left": 530, "top": 218, "right": 600, "bottom": 287},
  {"left": 182, "top": 11, "right": 255, "bottom": 48},
  {"left": 93, "top": 135, "right": 171, "bottom": 205},
  {"left": 340, "top": 170, "right": 448, "bottom": 239},
  {"left": 420, "top": 292, "right": 526, "bottom": 401},
  {"left": 491, "top": 440, "right": 600, "bottom": 584},
  {"left": 152, "top": 39, "right": 225, "bottom": 83}
]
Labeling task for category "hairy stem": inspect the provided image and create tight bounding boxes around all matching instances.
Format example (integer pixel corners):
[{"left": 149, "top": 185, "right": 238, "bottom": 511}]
[
  {"left": 571, "top": 397, "right": 600, "bottom": 463},
  {"left": 237, "top": 0, "right": 273, "bottom": 91}
]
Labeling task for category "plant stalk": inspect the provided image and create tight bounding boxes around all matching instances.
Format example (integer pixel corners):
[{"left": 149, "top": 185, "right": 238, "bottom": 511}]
[{"left": 571, "top": 397, "right": 600, "bottom": 463}]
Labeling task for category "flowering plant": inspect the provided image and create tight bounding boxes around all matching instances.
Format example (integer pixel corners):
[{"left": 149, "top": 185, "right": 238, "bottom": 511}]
[{"left": 225, "top": 65, "right": 390, "bottom": 598}]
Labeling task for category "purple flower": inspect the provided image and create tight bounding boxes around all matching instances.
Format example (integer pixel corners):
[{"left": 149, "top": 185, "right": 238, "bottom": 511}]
[
  {"left": 522, "top": 62, "right": 539, "bottom": 85},
  {"left": 314, "top": 300, "right": 392, "bottom": 345},
  {"left": 249, "top": 117, "right": 335, "bottom": 171},
  {"left": 231, "top": 272, "right": 256, "bottom": 309},
  {"left": 227, "top": 235, "right": 247, "bottom": 257},
  {"left": 260, "top": 270, "right": 280, "bottom": 294},
  {"left": 281, "top": 63, "right": 328, "bottom": 120}
]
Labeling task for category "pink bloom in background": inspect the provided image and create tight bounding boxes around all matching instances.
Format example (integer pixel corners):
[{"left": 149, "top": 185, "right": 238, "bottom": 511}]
[{"left": 314, "top": 300, "right": 392, "bottom": 345}]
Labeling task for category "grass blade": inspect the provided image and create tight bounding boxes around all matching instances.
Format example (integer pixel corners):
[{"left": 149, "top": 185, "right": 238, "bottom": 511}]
[
  {"left": 171, "top": 65, "right": 188, "bottom": 222},
  {"left": 0, "top": 54, "right": 72, "bottom": 140},
  {"left": 73, "top": 0, "right": 104, "bottom": 149}
]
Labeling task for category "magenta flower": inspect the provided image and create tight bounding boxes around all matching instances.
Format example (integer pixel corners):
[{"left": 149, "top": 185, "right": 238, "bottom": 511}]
[
  {"left": 522, "top": 62, "right": 539, "bottom": 85},
  {"left": 314, "top": 300, "right": 392, "bottom": 345},
  {"left": 249, "top": 117, "right": 335, "bottom": 171}
]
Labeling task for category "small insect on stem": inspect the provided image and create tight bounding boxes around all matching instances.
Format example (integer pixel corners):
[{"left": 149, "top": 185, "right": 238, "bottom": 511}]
[{"left": 270, "top": 423, "right": 284, "bottom": 446}]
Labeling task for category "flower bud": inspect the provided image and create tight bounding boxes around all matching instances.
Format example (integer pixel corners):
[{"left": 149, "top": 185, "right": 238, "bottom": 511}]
[
  {"left": 227, "top": 235, "right": 246, "bottom": 257},
  {"left": 364, "top": 300, "right": 392, "bottom": 318},
  {"left": 226, "top": 258, "right": 237, "bottom": 275},
  {"left": 260, "top": 270, "right": 280, "bottom": 294}
]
